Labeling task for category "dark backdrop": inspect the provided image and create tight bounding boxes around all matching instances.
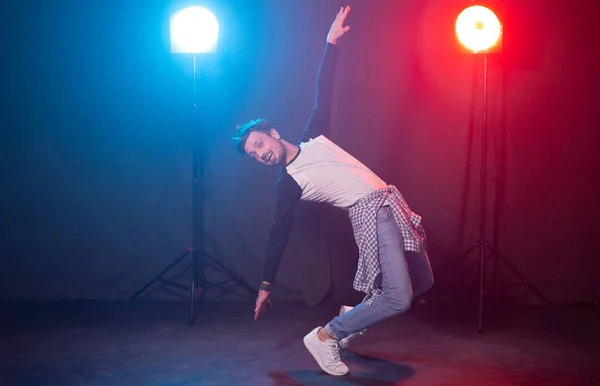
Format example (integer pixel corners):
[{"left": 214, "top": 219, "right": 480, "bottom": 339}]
[{"left": 1, "top": 0, "right": 598, "bottom": 306}]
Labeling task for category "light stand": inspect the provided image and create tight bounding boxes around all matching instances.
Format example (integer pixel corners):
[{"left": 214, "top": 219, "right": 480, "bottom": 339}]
[
  {"left": 437, "top": 5, "right": 551, "bottom": 333},
  {"left": 131, "top": 7, "right": 256, "bottom": 325}
]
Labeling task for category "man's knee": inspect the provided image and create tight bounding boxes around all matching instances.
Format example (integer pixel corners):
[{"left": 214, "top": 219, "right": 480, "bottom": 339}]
[{"left": 384, "top": 287, "right": 413, "bottom": 314}]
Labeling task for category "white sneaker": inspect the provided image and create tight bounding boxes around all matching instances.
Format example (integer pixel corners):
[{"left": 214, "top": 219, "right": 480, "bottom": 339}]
[
  {"left": 338, "top": 305, "right": 366, "bottom": 349},
  {"left": 303, "top": 327, "right": 349, "bottom": 376}
]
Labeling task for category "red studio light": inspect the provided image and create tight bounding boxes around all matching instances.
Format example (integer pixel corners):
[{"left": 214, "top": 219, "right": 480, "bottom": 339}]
[
  {"left": 452, "top": 3, "right": 509, "bottom": 333},
  {"left": 455, "top": 4, "right": 502, "bottom": 53}
]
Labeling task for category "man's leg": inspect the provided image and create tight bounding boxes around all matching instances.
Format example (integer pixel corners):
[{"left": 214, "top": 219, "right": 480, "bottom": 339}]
[
  {"left": 339, "top": 244, "right": 434, "bottom": 349},
  {"left": 303, "top": 205, "right": 433, "bottom": 375},
  {"left": 337, "top": 243, "right": 434, "bottom": 348},
  {"left": 326, "top": 205, "right": 434, "bottom": 341},
  {"left": 323, "top": 205, "right": 416, "bottom": 340}
]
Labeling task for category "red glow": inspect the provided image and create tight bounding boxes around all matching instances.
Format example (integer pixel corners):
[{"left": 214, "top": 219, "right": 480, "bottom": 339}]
[{"left": 456, "top": 5, "right": 502, "bottom": 53}]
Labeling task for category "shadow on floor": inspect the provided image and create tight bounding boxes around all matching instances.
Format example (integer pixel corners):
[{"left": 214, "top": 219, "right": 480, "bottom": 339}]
[{"left": 268, "top": 351, "right": 415, "bottom": 386}]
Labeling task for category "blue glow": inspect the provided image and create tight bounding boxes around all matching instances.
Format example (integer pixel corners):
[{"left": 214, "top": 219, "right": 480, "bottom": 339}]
[{"left": 170, "top": 6, "right": 219, "bottom": 54}]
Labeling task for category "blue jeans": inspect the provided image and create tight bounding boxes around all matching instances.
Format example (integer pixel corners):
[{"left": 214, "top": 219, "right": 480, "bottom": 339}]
[{"left": 324, "top": 205, "right": 434, "bottom": 340}]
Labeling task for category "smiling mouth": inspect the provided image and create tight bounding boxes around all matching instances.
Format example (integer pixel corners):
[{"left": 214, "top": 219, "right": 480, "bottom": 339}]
[{"left": 266, "top": 152, "right": 273, "bottom": 163}]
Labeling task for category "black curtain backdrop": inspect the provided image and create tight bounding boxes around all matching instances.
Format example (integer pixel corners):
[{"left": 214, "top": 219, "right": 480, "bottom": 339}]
[{"left": 1, "top": 0, "right": 598, "bottom": 306}]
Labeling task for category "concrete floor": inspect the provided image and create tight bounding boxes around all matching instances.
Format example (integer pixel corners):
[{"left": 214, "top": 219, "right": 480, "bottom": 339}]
[{"left": 1, "top": 299, "right": 598, "bottom": 385}]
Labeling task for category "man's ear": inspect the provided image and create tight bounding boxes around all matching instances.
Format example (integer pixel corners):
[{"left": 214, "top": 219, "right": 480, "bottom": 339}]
[{"left": 269, "top": 128, "right": 280, "bottom": 139}]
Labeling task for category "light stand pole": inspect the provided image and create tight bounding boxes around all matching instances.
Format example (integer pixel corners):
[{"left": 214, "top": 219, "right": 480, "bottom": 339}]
[
  {"left": 476, "top": 51, "right": 489, "bottom": 333},
  {"left": 190, "top": 54, "right": 201, "bottom": 325}
]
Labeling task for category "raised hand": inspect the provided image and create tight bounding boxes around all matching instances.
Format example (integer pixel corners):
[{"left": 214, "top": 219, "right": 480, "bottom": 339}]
[{"left": 327, "top": 6, "right": 351, "bottom": 45}]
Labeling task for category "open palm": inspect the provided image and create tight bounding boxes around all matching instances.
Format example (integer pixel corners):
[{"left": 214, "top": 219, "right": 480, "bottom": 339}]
[{"left": 327, "top": 6, "right": 351, "bottom": 44}]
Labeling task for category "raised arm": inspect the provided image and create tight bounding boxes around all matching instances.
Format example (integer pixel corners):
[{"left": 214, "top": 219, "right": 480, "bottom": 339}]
[{"left": 299, "top": 6, "right": 351, "bottom": 142}]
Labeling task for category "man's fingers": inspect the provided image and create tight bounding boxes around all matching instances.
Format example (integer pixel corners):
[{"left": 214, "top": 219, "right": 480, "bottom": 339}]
[
  {"left": 254, "top": 301, "right": 262, "bottom": 320},
  {"left": 254, "top": 298, "right": 272, "bottom": 321},
  {"left": 254, "top": 299, "right": 262, "bottom": 312},
  {"left": 335, "top": 6, "right": 350, "bottom": 24},
  {"left": 343, "top": 26, "right": 351, "bottom": 33}
]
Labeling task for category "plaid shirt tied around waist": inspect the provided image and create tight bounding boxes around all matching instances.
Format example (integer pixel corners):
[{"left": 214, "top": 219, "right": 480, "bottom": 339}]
[{"left": 348, "top": 185, "right": 427, "bottom": 305}]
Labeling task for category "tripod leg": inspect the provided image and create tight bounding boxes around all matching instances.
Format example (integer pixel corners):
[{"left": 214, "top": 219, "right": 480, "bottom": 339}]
[
  {"left": 490, "top": 246, "right": 552, "bottom": 305},
  {"left": 131, "top": 249, "right": 191, "bottom": 300},
  {"left": 433, "top": 244, "right": 478, "bottom": 287},
  {"left": 204, "top": 254, "right": 257, "bottom": 296}
]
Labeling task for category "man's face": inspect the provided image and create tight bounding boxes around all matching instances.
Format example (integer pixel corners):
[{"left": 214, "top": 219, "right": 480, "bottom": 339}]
[{"left": 243, "top": 129, "right": 287, "bottom": 167}]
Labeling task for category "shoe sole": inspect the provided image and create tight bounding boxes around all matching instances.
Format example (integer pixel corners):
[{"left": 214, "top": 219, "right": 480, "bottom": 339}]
[{"left": 302, "top": 335, "right": 348, "bottom": 376}]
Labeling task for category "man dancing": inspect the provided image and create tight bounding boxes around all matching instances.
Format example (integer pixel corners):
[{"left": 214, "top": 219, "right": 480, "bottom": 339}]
[{"left": 231, "top": 6, "right": 434, "bottom": 376}]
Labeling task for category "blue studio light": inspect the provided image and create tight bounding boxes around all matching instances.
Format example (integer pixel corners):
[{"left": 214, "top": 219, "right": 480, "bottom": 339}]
[{"left": 170, "top": 6, "right": 219, "bottom": 54}]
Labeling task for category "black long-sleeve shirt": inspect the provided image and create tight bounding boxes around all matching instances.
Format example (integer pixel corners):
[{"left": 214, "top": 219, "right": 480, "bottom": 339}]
[{"left": 260, "top": 42, "right": 388, "bottom": 285}]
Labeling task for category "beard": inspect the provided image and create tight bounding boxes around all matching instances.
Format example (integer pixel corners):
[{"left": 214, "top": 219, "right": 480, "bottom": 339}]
[{"left": 268, "top": 141, "right": 287, "bottom": 167}]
